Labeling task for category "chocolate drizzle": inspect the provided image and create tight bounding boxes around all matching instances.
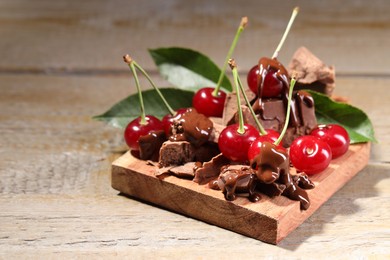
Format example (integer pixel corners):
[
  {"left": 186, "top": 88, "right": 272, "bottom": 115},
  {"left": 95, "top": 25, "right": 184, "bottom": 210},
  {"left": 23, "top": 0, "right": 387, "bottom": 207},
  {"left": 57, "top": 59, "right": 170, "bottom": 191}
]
[
  {"left": 169, "top": 108, "right": 213, "bottom": 147},
  {"left": 251, "top": 141, "right": 311, "bottom": 210},
  {"left": 253, "top": 57, "right": 289, "bottom": 120}
]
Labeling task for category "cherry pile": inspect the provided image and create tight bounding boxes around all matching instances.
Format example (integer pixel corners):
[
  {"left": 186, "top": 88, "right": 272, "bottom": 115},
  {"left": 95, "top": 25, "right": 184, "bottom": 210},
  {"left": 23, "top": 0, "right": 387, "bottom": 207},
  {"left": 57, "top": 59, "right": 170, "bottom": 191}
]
[{"left": 122, "top": 8, "right": 352, "bottom": 178}]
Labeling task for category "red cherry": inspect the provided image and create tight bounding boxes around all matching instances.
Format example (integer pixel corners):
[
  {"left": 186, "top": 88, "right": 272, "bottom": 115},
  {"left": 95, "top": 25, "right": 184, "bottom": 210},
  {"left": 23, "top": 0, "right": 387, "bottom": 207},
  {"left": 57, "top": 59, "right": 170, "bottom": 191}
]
[
  {"left": 311, "top": 124, "right": 350, "bottom": 159},
  {"left": 289, "top": 135, "right": 332, "bottom": 175},
  {"left": 247, "top": 129, "right": 282, "bottom": 162},
  {"left": 124, "top": 115, "right": 163, "bottom": 151},
  {"left": 192, "top": 87, "right": 227, "bottom": 117},
  {"left": 218, "top": 124, "right": 259, "bottom": 162},
  {"left": 247, "top": 65, "right": 259, "bottom": 94},
  {"left": 161, "top": 108, "right": 188, "bottom": 136}
]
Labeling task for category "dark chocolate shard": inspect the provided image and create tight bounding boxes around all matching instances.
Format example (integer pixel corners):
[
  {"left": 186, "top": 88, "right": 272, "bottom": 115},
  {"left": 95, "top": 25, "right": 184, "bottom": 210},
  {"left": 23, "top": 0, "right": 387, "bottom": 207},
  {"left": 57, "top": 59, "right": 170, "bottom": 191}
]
[
  {"left": 193, "top": 153, "right": 230, "bottom": 185},
  {"left": 288, "top": 46, "right": 335, "bottom": 96},
  {"left": 169, "top": 162, "right": 197, "bottom": 179}
]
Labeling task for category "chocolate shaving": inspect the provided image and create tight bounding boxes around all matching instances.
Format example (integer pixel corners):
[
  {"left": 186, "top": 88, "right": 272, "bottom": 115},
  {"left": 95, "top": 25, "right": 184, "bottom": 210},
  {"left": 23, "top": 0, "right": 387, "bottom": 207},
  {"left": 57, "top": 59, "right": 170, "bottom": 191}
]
[
  {"left": 288, "top": 46, "right": 335, "bottom": 96},
  {"left": 193, "top": 153, "right": 231, "bottom": 185}
]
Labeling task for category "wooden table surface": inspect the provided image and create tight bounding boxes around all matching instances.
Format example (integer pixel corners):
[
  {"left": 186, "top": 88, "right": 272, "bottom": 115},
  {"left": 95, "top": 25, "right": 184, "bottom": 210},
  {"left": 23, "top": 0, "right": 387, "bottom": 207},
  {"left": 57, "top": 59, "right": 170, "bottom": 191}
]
[{"left": 1, "top": 0, "right": 389, "bottom": 258}]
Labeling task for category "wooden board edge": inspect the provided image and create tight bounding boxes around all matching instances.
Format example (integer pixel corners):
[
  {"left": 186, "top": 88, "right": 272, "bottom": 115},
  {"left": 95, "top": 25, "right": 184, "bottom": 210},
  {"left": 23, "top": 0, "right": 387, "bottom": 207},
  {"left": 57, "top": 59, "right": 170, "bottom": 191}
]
[{"left": 111, "top": 143, "right": 371, "bottom": 244}]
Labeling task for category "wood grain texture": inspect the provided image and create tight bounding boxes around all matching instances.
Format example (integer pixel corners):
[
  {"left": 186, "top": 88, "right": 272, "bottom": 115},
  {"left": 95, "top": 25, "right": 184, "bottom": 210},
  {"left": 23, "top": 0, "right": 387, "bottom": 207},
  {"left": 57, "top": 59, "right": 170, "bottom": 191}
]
[
  {"left": 0, "top": 0, "right": 389, "bottom": 258},
  {"left": 112, "top": 143, "right": 370, "bottom": 244}
]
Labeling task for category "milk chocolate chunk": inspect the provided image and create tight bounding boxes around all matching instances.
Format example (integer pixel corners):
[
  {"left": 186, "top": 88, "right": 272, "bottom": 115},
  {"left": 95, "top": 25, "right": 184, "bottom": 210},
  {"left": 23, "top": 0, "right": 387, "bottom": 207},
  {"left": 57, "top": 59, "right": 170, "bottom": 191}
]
[
  {"left": 193, "top": 153, "right": 230, "bottom": 185},
  {"left": 217, "top": 165, "right": 257, "bottom": 201},
  {"left": 168, "top": 162, "right": 198, "bottom": 179},
  {"left": 158, "top": 141, "right": 195, "bottom": 167},
  {"left": 138, "top": 130, "right": 166, "bottom": 161},
  {"left": 288, "top": 46, "right": 335, "bottom": 96}
]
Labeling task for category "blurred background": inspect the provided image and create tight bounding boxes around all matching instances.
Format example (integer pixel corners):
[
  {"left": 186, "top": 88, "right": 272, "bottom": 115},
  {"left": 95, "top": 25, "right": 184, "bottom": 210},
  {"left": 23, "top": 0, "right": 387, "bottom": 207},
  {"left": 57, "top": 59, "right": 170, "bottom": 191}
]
[{"left": 1, "top": 0, "right": 389, "bottom": 79}]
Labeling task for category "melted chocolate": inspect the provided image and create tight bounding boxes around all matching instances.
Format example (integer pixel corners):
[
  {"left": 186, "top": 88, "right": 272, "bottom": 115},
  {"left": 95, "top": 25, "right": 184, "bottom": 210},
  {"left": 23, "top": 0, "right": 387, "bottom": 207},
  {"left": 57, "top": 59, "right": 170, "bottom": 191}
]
[
  {"left": 169, "top": 108, "right": 213, "bottom": 147},
  {"left": 217, "top": 165, "right": 257, "bottom": 201},
  {"left": 250, "top": 141, "right": 311, "bottom": 210}
]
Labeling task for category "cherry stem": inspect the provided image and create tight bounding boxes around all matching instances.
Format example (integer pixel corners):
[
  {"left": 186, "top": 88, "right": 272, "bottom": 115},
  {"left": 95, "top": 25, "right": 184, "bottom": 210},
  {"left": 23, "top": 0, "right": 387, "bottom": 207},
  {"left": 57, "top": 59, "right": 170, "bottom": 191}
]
[
  {"left": 229, "top": 59, "right": 245, "bottom": 135},
  {"left": 123, "top": 54, "right": 147, "bottom": 125},
  {"left": 274, "top": 74, "right": 297, "bottom": 145},
  {"left": 272, "top": 7, "right": 299, "bottom": 59},
  {"left": 212, "top": 17, "right": 248, "bottom": 97},
  {"left": 132, "top": 60, "right": 176, "bottom": 116},
  {"left": 236, "top": 69, "right": 267, "bottom": 135}
]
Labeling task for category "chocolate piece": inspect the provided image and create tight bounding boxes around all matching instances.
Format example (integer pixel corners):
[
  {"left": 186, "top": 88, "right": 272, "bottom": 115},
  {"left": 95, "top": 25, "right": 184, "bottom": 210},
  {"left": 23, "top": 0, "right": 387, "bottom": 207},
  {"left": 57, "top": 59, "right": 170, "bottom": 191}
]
[
  {"left": 138, "top": 130, "right": 166, "bottom": 161},
  {"left": 228, "top": 91, "right": 317, "bottom": 147},
  {"left": 193, "top": 153, "right": 230, "bottom": 185},
  {"left": 169, "top": 108, "right": 213, "bottom": 147},
  {"left": 288, "top": 46, "right": 335, "bottom": 96},
  {"left": 293, "top": 173, "right": 315, "bottom": 190},
  {"left": 251, "top": 141, "right": 310, "bottom": 210},
  {"left": 158, "top": 141, "right": 195, "bottom": 167},
  {"left": 222, "top": 89, "right": 256, "bottom": 126},
  {"left": 256, "top": 182, "right": 286, "bottom": 197},
  {"left": 217, "top": 165, "right": 257, "bottom": 201},
  {"left": 169, "top": 162, "right": 198, "bottom": 179}
]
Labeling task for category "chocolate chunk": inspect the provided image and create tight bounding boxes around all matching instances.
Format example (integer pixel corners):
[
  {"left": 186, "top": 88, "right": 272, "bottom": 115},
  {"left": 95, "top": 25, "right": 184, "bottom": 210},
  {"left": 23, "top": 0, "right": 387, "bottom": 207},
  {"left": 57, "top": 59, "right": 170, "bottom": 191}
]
[
  {"left": 288, "top": 46, "right": 335, "bottom": 96},
  {"left": 193, "top": 153, "right": 230, "bottom": 185},
  {"left": 218, "top": 165, "right": 255, "bottom": 201},
  {"left": 169, "top": 108, "right": 213, "bottom": 147},
  {"left": 228, "top": 91, "right": 317, "bottom": 147},
  {"left": 138, "top": 130, "right": 166, "bottom": 161},
  {"left": 168, "top": 162, "right": 198, "bottom": 179},
  {"left": 293, "top": 173, "right": 315, "bottom": 190},
  {"left": 158, "top": 141, "right": 195, "bottom": 167},
  {"left": 256, "top": 182, "right": 286, "bottom": 197},
  {"left": 222, "top": 89, "right": 256, "bottom": 126}
]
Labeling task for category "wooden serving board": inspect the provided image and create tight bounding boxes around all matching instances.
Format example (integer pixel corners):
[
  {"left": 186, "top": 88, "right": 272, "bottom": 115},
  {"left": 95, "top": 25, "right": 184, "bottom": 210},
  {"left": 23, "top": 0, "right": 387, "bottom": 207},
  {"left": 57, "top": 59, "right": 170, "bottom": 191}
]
[{"left": 112, "top": 143, "right": 370, "bottom": 244}]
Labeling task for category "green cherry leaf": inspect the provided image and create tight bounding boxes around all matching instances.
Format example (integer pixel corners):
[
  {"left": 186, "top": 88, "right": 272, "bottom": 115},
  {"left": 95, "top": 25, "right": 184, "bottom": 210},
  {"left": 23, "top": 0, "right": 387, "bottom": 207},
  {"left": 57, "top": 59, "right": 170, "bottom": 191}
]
[
  {"left": 307, "top": 90, "right": 376, "bottom": 144},
  {"left": 149, "top": 47, "right": 232, "bottom": 92},
  {"left": 93, "top": 88, "right": 194, "bottom": 128}
]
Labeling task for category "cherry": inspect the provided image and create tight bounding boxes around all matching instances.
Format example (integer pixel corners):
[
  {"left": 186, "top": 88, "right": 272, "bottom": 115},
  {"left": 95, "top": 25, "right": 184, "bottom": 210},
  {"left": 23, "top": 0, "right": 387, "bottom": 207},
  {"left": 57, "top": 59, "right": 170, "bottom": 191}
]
[
  {"left": 218, "top": 123, "right": 259, "bottom": 162},
  {"left": 247, "top": 129, "right": 282, "bottom": 162},
  {"left": 247, "top": 65, "right": 259, "bottom": 94},
  {"left": 247, "top": 7, "right": 299, "bottom": 97},
  {"left": 192, "top": 88, "right": 227, "bottom": 117},
  {"left": 161, "top": 108, "right": 188, "bottom": 136},
  {"left": 310, "top": 124, "right": 350, "bottom": 159},
  {"left": 289, "top": 135, "right": 332, "bottom": 175},
  {"left": 247, "top": 66, "right": 284, "bottom": 98},
  {"left": 124, "top": 115, "right": 163, "bottom": 151}
]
